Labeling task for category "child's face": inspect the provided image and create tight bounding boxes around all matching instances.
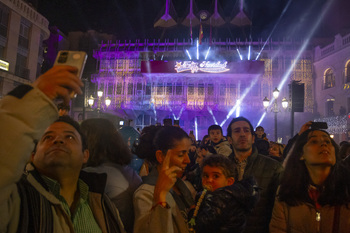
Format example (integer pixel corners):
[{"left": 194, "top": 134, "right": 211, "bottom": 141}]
[
  {"left": 202, "top": 165, "right": 234, "bottom": 191},
  {"left": 209, "top": 129, "right": 223, "bottom": 144}
]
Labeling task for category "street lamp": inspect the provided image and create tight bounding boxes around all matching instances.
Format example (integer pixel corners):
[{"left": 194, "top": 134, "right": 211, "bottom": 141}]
[
  {"left": 263, "top": 87, "right": 289, "bottom": 142},
  {"left": 88, "top": 95, "right": 94, "bottom": 107}
]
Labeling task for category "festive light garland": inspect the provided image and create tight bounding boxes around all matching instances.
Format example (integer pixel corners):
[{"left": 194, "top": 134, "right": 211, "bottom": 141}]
[{"left": 314, "top": 115, "right": 348, "bottom": 134}]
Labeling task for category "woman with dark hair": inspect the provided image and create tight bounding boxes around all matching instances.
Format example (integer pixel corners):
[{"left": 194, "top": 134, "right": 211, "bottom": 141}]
[
  {"left": 81, "top": 118, "right": 142, "bottom": 233},
  {"left": 133, "top": 125, "right": 162, "bottom": 176},
  {"left": 270, "top": 128, "right": 350, "bottom": 232},
  {"left": 133, "top": 126, "right": 196, "bottom": 233}
]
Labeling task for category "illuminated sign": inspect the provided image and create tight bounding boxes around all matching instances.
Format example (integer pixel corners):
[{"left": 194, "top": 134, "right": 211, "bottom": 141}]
[
  {"left": 175, "top": 61, "right": 229, "bottom": 73},
  {"left": 0, "top": 60, "right": 9, "bottom": 71}
]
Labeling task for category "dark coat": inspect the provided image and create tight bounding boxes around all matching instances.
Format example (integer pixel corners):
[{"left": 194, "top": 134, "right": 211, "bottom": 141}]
[
  {"left": 191, "top": 177, "right": 260, "bottom": 233},
  {"left": 229, "top": 147, "right": 284, "bottom": 233}
]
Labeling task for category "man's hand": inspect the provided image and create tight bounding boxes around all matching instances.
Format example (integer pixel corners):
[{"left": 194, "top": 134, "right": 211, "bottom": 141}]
[
  {"left": 153, "top": 150, "right": 181, "bottom": 203},
  {"left": 32, "top": 66, "right": 83, "bottom": 105}
]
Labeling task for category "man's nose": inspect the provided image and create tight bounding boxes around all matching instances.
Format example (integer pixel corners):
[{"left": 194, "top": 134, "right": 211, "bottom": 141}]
[
  {"left": 184, "top": 152, "right": 190, "bottom": 164},
  {"left": 53, "top": 135, "right": 64, "bottom": 144}
]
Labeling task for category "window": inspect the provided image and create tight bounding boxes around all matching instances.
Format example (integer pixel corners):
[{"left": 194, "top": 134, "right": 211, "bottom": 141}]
[
  {"left": 127, "top": 83, "right": 133, "bottom": 95},
  {"left": 220, "top": 84, "right": 226, "bottom": 96},
  {"left": 326, "top": 99, "right": 335, "bottom": 116},
  {"left": 116, "top": 83, "right": 122, "bottom": 95},
  {"left": 324, "top": 68, "right": 335, "bottom": 89},
  {"left": 345, "top": 61, "right": 350, "bottom": 83},
  {"left": 0, "top": 3, "right": 9, "bottom": 38},
  {"left": 166, "top": 83, "right": 172, "bottom": 95},
  {"left": 145, "top": 82, "right": 151, "bottom": 95},
  {"left": 272, "top": 58, "right": 278, "bottom": 69},
  {"left": 229, "top": 84, "right": 236, "bottom": 96},
  {"left": 157, "top": 83, "right": 164, "bottom": 95},
  {"left": 15, "top": 53, "right": 29, "bottom": 79},
  {"left": 198, "top": 83, "right": 204, "bottom": 96},
  {"left": 176, "top": 83, "right": 183, "bottom": 95},
  {"left": 188, "top": 84, "right": 194, "bottom": 95},
  {"left": 208, "top": 84, "right": 214, "bottom": 96},
  {"left": 18, "top": 19, "right": 30, "bottom": 49},
  {"left": 137, "top": 82, "right": 142, "bottom": 90}
]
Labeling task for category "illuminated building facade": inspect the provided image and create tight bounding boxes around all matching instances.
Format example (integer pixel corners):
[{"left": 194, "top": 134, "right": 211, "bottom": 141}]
[
  {"left": 314, "top": 32, "right": 350, "bottom": 142},
  {"left": 91, "top": 38, "right": 314, "bottom": 139}
]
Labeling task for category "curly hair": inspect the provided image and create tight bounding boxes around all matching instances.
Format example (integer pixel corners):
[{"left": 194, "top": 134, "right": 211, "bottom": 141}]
[
  {"left": 278, "top": 129, "right": 350, "bottom": 206},
  {"left": 80, "top": 118, "right": 131, "bottom": 167}
]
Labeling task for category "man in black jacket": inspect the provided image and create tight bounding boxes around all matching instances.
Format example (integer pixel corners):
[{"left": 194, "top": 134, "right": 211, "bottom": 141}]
[{"left": 226, "top": 116, "right": 283, "bottom": 233}]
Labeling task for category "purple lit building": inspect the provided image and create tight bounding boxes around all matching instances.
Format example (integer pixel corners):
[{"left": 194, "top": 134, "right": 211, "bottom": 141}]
[{"left": 90, "top": 38, "right": 314, "bottom": 141}]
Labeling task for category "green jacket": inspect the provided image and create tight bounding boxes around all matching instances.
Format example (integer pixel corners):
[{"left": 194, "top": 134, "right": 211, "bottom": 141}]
[{"left": 229, "top": 147, "right": 284, "bottom": 233}]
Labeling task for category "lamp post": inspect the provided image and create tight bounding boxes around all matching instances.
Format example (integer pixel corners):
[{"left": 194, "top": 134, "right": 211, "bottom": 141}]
[
  {"left": 88, "top": 91, "right": 111, "bottom": 118},
  {"left": 263, "top": 87, "right": 288, "bottom": 142}
]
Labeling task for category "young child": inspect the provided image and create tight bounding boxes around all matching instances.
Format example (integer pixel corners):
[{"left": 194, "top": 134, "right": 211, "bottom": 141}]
[
  {"left": 207, "top": 125, "right": 232, "bottom": 157},
  {"left": 188, "top": 154, "right": 259, "bottom": 233}
]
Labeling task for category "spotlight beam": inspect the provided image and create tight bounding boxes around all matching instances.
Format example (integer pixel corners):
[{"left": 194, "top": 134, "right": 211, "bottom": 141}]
[
  {"left": 257, "top": 0, "right": 334, "bottom": 126},
  {"left": 255, "top": 0, "right": 292, "bottom": 60}
]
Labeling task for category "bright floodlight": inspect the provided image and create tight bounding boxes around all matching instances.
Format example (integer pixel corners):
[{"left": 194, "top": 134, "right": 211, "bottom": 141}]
[
  {"left": 186, "top": 49, "right": 192, "bottom": 60},
  {"left": 88, "top": 95, "right": 94, "bottom": 107},
  {"left": 272, "top": 87, "right": 279, "bottom": 99},
  {"left": 97, "top": 90, "right": 103, "bottom": 98},
  {"left": 263, "top": 97, "right": 270, "bottom": 108},
  {"left": 281, "top": 97, "right": 288, "bottom": 109},
  {"left": 105, "top": 97, "right": 111, "bottom": 107}
]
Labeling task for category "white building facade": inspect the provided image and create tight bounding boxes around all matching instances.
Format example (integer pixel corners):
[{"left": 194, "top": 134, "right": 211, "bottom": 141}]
[
  {"left": 314, "top": 32, "right": 350, "bottom": 142},
  {"left": 0, "top": 0, "right": 49, "bottom": 98}
]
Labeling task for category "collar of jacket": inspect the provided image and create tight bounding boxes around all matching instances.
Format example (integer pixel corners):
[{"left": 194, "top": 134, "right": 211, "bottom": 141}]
[
  {"left": 229, "top": 146, "right": 258, "bottom": 163},
  {"left": 25, "top": 163, "right": 107, "bottom": 194}
]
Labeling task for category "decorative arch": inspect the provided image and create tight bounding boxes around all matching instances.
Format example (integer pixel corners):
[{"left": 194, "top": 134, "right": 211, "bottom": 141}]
[
  {"left": 345, "top": 60, "right": 350, "bottom": 83},
  {"left": 324, "top": 68, "right": 335, "bottom": 89}
]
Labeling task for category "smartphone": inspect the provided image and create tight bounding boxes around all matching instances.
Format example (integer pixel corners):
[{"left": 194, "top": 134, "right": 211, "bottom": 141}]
[
  {"left": 54, "top": 50, "right": 87, "bottom": 79},
  {"left": 54, "top": 51, "right": 87, "bottom": 97},
  {"left": 311, "top": 122, "right": 328, "bottom": 130}
]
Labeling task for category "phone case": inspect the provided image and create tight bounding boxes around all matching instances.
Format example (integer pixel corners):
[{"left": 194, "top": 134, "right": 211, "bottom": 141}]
[{"left": 53, "top": 51, "right": 87, "bottom": 79}]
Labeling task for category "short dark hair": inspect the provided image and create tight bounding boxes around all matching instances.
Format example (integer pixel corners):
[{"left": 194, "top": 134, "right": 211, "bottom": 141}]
[
  {"left": 208, "top": 125, "right": 223, "bottom": 135},
  {"left": 80, "top": 118, "right": 132, "bottom": 167},
  {"left": 201, "top": 154, "right": 235, "bottom": 178},
  {"left": 255, "top": 126, "right": 264, "bottom": 131},
  {"left": 33, "top": 116, "right": 87, "bottom": 153},
  {"left": 226, "top": 116, "right": 254, "bottom": 138}
]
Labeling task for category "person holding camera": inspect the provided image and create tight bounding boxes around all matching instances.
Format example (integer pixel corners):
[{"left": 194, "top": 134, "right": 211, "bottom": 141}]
[
  {"left": 0, "top": 65, "right": 125, "bottom": 233},
  {"left": 270, "top": 127, "right": 350, "bottom": 232}
]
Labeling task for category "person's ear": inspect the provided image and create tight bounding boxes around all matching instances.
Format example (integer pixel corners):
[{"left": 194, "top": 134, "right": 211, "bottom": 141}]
[
  {"left": 83, "top": 149, "right": 89, "bottom": 163},
  {"left": 227, "top": 136, "right": 233, "bottom": 144},
  {"left": 227, "top": 177, "right": 235, "bottom": 186},
  {"left": 30, "top": 152, "right": 35, "bottom": 162},
  {"left": 300, "top": 156, "right": 305, "bottom": 161},
  {"left": 156, "top": 150, "right": 164, "bottom": 164}
]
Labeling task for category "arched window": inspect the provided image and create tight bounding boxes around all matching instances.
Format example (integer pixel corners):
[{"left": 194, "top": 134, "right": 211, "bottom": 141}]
[
  {"left": 345, "top": 60, "right": 350, "bottom": 83},
  {"left": 324, "top": 68, "right": 335, "bottom": 89}
]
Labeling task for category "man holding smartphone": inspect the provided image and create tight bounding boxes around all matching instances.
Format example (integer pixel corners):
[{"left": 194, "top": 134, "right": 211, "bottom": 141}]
[{"left": 0, "top": 66, "right": 125, "bottom": 233}]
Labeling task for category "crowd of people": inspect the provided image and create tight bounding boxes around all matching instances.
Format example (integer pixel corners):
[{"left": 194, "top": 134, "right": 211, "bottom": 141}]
[{"left": 1, "top": 65, "right": 350, "bottom": 233}]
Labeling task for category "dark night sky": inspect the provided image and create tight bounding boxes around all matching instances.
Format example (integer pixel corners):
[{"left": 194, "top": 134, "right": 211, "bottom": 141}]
[{"left": 37, "top": 0, "right": 347, "bottom": 41}]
